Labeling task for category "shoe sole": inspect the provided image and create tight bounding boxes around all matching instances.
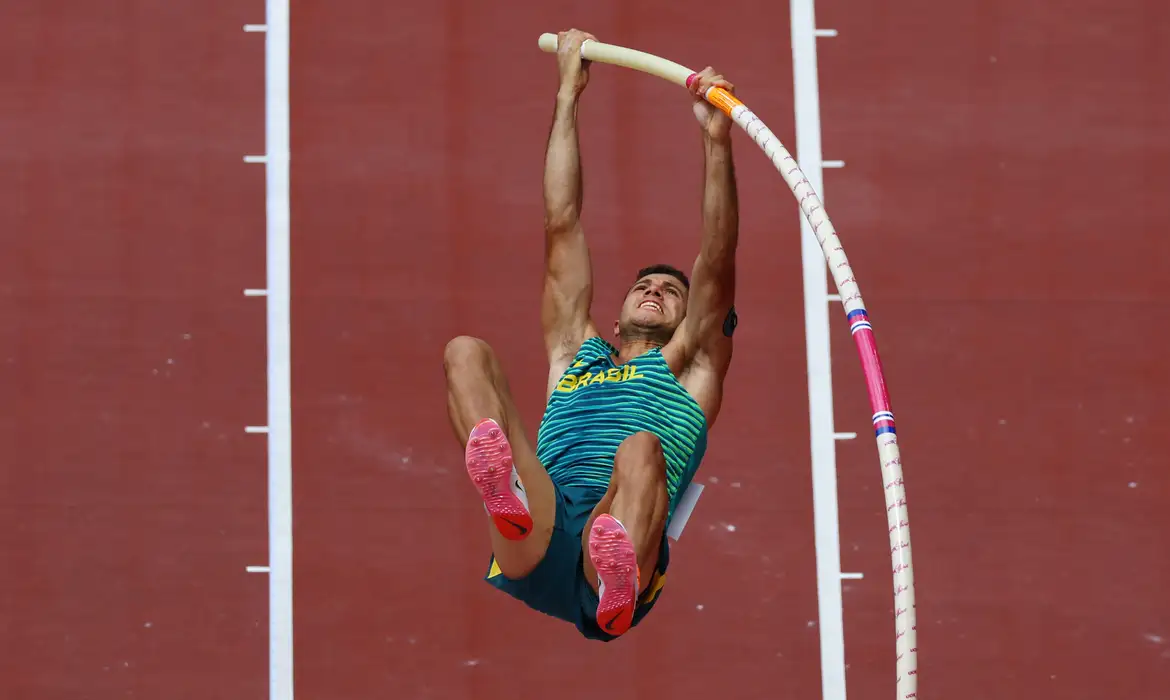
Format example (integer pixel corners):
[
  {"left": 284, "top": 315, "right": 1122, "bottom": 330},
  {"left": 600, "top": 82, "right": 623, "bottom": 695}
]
[
  {"left": 589, "top": 513, "right": 639, "bottom": 637},
  {"left": 465, "top": 418, "right": 532, "bottom": 541}
]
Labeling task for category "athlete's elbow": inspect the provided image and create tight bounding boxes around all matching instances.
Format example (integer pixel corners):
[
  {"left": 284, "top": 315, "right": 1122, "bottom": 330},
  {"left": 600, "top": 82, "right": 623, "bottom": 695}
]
[
  {"left": 692, "top": 288, "right": 736, "bottom": 334},
  {"left": 693, "top": 253, "right": 737, "bottom": 296},
  {"left": 543, "top": 206, "right": 580, "bottom": 235},
  {"left": 698, "top": 230, "right": 738, "bottom": 264}
]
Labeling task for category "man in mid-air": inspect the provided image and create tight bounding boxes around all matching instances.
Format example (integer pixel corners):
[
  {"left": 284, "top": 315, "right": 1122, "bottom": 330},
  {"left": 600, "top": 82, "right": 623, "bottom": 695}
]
[{"left": 442, "top": 28, "right": 740, "bottom": 640}]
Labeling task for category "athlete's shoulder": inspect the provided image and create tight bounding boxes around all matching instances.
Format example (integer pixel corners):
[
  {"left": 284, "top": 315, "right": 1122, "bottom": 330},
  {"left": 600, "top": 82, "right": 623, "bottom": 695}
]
[
  {"left": 700, "top": 305, "right": 737, "bottom": 369},
  {"left": 664, "top": 305, "right": 738, "bottom": 375},
  {"left": 670, "top": 306, "right": 739, "bottom": 426}
]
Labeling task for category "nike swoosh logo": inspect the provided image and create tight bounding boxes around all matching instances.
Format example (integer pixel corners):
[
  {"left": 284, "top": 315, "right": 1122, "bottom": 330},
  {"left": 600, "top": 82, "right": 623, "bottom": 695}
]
[
  {"left": 499, "top": 516, "right": 528, "bottom": 535},
  {"left": 603, "top": 611, "right": 623, "bottom": 632}
]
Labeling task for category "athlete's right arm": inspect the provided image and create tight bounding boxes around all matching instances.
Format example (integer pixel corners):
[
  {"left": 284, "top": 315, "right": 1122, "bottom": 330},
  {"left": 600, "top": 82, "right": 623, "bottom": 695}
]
[{"left": 542, "top": 30, "right": 600, "bottom": 379}]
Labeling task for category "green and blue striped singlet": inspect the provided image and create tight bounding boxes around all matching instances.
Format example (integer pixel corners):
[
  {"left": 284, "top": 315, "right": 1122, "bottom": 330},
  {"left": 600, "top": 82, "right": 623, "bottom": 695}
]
[{"left": 535, "top": 336, "right": 709, "bottom": 519}]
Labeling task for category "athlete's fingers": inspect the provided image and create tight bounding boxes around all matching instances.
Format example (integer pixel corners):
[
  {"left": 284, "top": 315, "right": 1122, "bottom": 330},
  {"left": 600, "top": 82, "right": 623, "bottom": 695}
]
[
  {"left": 558, "top": 29, "right": 581, "bottom": 53},
  {"left": 710, "top": 78, "right": 734, "bottom": 93},
  {"left": 556, "top": 29, "right": 593, "bottom": 77},
  {"left": 697, "top": 70, "right": 733, "bottom": 93},
  {"left": 561, "top": 28, "right": 592, "bottom": 49}
]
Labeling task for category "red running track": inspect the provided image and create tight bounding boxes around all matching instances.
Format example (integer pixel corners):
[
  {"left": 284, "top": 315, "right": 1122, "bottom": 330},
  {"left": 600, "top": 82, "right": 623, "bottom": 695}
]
[{"left": 3, "top": 1, "right": 1168, "bottom": 699}]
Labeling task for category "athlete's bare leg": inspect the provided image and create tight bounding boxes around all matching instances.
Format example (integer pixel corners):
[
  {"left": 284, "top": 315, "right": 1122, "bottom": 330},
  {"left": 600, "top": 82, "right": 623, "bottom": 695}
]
[
  {"left": 583, "top": 431, "right": 669, "bottom": 597},
  {"left": 444, "top": 335, "right": 556, "bottom": 578}
]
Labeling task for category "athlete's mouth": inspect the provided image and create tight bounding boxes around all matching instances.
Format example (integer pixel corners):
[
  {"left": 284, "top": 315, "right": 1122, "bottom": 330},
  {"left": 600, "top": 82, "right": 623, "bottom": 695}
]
[{"left": 638, "top": 300, "right": 663, "bottom": 314}]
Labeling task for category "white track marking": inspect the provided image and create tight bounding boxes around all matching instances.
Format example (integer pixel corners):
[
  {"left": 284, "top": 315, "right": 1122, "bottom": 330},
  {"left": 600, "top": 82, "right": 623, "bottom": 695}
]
[
  {"left": 792, "top": 2, "right": 848, "bottom": 699},
  {"left": 258, "top": 2, "right": 293, "bottom": 697}
]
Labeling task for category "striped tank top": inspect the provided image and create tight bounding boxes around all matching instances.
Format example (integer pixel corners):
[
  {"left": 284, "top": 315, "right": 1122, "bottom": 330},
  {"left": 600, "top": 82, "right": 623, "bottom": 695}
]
[{"left": 535, "top": 336, "right": 709, "bottom": 518}]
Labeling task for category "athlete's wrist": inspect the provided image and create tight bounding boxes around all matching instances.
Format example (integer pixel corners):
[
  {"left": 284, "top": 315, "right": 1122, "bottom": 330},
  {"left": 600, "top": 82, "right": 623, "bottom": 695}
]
[
  {"left": 556, "top": 87, "right": 583, "bottom": 104},
  {"left": 703, "top": 131, "right": 733, "bottom": 152}
]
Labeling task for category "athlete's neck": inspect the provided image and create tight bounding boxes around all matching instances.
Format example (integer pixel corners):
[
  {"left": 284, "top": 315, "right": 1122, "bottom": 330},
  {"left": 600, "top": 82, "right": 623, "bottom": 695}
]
[{"left": 615, "top": 339, "right": 661, "bottom": 363}]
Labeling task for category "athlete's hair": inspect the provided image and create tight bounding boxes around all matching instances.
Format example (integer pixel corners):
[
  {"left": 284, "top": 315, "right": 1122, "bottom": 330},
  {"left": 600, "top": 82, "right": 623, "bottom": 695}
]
[{"left": 634, "top": 263, "right": 690, "bottom": 290}]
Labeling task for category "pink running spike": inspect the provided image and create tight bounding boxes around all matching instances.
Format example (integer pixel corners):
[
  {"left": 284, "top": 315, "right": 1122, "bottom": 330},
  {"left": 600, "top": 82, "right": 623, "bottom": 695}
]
[
  {"left": 465, "top": 419, "right": 531, "bottom": 541},
  {"left": 589, "top": 513, "right": 639, "bottom": 636}
]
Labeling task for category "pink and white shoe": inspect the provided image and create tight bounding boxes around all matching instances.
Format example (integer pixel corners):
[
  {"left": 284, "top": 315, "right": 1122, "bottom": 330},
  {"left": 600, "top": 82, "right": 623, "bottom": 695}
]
[
  {"left": 465, "top": 418, "right": 532, "bottom": 541},
  {"left": 589, "top": 513, "right": 640, "bottom": 636}
]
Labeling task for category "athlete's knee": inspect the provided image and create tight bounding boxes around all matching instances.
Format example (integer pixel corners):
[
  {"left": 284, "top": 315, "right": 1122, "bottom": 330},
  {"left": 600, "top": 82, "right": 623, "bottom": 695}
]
[
  {"left": 613, "top": 432, "right": 666, "bottom": 485},
  {"left": 444, "top": 335, "right": 494, "bottom": 375}
]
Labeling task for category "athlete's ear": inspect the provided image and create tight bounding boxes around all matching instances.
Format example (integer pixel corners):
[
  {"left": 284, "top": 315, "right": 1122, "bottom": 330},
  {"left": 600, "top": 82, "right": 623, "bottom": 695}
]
[{"left": 612, "top": 320, "right": 620, "bottom": 338}]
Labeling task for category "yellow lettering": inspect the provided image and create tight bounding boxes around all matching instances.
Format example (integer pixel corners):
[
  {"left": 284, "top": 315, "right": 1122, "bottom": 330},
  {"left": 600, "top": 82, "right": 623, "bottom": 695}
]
[{"left": 557, "top": 365, "right": 648, "bottom": 393}]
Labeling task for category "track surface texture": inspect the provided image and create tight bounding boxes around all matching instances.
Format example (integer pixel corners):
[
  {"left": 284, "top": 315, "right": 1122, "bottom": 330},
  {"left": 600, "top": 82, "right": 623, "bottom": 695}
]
[
  {"left": 4, "top": 1, "right": 1167, "bottom": 699},
  {"left": 0, "top": 2, "right": 269, "bottom": 699}
]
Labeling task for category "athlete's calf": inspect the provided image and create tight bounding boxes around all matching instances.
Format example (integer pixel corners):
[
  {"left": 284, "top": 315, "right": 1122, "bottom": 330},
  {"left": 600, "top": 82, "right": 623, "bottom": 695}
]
[
  {"left": 443, "top": 336, "right": 556, "bottom": 578},
  {"left": 584, "top": 432, "right": 669, "bottom": 593}
]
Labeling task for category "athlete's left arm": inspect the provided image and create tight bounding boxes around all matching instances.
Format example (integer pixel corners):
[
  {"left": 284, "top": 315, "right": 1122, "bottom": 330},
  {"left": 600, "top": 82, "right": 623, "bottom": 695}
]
[
  {"left": 673, "top": 133, "right": 739, "bottom": 424},
  {"left": 665, "top": 71, "right": 740, "bottom": 394},
  {"left": 688, "top": 133, "right": 739, "bottom": 352}
]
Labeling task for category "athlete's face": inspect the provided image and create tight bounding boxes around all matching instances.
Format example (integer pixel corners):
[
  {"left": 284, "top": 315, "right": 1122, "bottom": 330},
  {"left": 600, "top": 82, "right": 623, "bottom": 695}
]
[{"left": 616, "top": 273, "right": 688, "bottom": 341}]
